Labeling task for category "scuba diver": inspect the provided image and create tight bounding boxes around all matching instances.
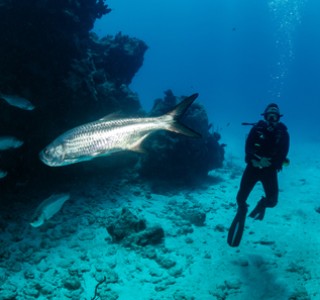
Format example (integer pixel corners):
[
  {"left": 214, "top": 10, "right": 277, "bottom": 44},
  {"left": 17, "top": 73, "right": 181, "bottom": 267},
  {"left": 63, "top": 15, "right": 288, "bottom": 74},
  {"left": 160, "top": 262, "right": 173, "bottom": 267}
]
[{"left": 227, "top": 103, "right": 290, "bottom": 247}]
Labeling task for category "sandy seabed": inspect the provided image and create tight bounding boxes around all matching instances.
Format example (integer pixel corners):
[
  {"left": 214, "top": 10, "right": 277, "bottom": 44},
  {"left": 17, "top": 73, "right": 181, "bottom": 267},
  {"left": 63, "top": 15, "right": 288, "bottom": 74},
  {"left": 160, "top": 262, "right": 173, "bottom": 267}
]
[{"left": 0, "top": 137, "right": 319, "bottom": 300}]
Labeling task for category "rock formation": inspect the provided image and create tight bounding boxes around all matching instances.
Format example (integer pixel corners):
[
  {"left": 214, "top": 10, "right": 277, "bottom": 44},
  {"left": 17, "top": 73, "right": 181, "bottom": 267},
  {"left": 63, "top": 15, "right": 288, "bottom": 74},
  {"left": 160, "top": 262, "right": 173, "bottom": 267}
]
[{"left": 0, "top": 1, "right": 224, "bottom": 197}]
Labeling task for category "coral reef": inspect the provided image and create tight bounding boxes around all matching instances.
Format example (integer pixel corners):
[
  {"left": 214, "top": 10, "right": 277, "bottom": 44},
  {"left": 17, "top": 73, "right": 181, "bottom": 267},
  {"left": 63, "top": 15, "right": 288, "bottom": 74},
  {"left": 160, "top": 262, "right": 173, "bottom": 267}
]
[
  {"left": 139, "top": 90, "right": 225, "bottom": 186},
  {"left": 0, "top": 0, "right": 224, "bottom": 198},
  {"left": 0, "top": 0, "right": 147, "bottom": 190}
]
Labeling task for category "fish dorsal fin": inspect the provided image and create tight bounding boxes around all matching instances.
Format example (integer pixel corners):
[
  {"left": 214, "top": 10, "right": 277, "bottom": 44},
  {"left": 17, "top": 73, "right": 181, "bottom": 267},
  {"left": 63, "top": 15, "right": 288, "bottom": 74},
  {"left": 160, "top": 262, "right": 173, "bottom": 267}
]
[
  {"left": 99, "top": 110, "right": 146, "bottom": 122},
  {"left": 99, "top": 112, "right": 124, "bottom": 121}
]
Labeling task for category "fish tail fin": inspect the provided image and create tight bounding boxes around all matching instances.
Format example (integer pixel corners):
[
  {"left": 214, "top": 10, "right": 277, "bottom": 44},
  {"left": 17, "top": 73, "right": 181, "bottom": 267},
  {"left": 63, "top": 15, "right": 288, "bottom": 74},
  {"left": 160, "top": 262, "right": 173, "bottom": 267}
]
[{"left": 163, "top": 93, "right": 202, "bottom": 138}]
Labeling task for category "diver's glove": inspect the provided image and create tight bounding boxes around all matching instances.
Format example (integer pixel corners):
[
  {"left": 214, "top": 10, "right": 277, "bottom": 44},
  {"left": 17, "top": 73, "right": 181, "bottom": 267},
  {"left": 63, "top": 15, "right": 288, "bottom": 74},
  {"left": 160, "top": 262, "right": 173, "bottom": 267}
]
[
  {"left": 251, "top": 157, "right": 272, "bottom": 169},
  {"left": 249, "top": 197, "right": 266, "bottom": 220}
]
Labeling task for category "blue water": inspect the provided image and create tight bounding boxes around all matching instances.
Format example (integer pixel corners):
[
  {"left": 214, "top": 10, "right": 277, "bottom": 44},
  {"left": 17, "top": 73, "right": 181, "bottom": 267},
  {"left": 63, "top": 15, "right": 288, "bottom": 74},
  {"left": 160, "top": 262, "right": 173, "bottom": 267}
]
[{"left": 94, "top": 0, "right": 320, "bottom": 142}]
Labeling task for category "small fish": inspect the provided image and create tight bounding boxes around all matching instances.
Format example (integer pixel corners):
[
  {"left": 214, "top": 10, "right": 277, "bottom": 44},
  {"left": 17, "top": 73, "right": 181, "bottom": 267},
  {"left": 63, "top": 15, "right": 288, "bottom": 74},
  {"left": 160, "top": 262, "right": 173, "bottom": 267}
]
[
  {"left": 0, "top": 136, "right": 24, "bottom": 150},
  {"left": 40, "top": 93, "right": 201, "bottom": 167},
  {"left": 0, "top": 93, "right": 35, "bottom": 110},
  {"left": 0, "top": 169, "right": 7, "bottom": 179},
  {"left": 30, "top": 193, "right": 70, "bottom": 228}
]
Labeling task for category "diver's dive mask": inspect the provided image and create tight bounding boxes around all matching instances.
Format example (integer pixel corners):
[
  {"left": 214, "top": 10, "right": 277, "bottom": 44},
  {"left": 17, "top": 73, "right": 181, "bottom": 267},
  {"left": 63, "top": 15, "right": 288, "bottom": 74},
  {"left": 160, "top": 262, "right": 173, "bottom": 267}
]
[
  {"left": 265, "top": 113, "right": 280, "bottom": 131},
  {"left": 261, "top": 103, "right": 283, "bottom": 126},
  {"left": 265, "top": 112, "right": 280, "bottom": 123}
]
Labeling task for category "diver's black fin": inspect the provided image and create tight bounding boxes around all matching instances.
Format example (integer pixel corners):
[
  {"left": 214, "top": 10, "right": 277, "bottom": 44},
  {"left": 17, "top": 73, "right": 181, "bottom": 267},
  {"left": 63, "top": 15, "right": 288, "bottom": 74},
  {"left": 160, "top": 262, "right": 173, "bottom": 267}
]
[
  {"left": 249, "top": 197, "right": 266, "bottom": 221},
  {"left": 227, "top": 206, "right": 247, "bottom": 247}
]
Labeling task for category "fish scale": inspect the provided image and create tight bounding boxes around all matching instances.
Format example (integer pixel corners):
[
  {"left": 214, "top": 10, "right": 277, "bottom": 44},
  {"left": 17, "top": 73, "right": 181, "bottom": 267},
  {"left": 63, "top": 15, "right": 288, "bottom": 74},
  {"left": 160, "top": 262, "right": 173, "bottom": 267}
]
[
  {"left": 39, "top": 93, "right": 201, "bottom": 167},
  {"left": 64, "top": 119, "right": 163, "bottom": 154}
]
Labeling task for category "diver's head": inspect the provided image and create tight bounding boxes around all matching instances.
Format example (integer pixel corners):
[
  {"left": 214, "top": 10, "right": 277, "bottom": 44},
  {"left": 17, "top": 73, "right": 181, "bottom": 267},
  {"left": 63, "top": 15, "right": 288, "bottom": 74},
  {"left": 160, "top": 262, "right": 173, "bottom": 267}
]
[{"left": 261, "top": 103, "right": 282, "bottom": 127}]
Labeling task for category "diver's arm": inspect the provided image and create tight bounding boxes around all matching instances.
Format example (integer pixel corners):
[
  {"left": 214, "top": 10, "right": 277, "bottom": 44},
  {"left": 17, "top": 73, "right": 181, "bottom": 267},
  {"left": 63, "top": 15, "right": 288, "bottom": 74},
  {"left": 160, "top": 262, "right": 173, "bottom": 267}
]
[
  {"left": 245, "top": 125, "right": 261, "bottom": 164},
  {"left": 273, "top": 128, "right": 290, "bottom": 170}
]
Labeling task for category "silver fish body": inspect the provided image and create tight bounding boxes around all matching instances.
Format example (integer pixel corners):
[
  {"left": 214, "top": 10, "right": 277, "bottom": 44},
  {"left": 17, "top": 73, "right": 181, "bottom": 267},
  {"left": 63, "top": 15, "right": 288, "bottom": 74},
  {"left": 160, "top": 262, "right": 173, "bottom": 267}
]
[
  {"left": 40, "top": 93, "right": 200, "bottom": 167},
  {"left": 0, "top": 93, "right": 35, "bottom": 110}
]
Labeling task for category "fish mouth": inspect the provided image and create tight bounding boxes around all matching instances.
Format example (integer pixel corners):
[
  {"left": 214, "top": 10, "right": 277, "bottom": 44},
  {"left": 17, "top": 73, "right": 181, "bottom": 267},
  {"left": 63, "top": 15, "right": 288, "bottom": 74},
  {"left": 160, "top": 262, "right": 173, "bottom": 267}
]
[
  {"left": 39, "top": 150, "right": 50, "bottom": 166},
  {"left": 39, "top": 148, "right": 73, "bottom": 167},
  {"left": 39, "top": 149, "right": 59, "bottom": 167}
]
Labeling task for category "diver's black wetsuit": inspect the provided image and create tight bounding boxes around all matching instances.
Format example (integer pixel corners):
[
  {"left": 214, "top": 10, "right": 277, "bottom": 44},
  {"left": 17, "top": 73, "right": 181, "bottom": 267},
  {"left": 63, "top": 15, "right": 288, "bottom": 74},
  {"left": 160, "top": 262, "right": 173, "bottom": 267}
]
[
  {"left": 236, "top": 120, "right": 290, "bottom": 208},
  {"left": 228, "top": 108, "right": 290, "bottom": 247}
]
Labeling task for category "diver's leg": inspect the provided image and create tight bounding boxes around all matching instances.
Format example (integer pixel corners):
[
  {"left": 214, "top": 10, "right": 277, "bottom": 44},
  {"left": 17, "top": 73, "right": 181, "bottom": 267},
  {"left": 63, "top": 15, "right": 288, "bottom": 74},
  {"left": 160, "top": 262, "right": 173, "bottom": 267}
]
[
  {"left": 228, "top": 165, "right": 258, "bottom": 247},
  {"left": 249, "top": 168, "right": 278, "bottom": 220},
  {"left": 261, "top": 168, "right": 279, "bottom": 208},
  {"left": 236, "top": 164, "right": 258, "bottom": 207}
]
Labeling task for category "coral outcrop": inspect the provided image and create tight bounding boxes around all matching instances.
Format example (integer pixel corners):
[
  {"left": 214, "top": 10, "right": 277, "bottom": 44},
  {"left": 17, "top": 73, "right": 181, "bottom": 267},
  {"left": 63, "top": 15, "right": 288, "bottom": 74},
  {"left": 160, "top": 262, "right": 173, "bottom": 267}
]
[
  {"left": 107, "top": 207, "right": 165, "bottom": 248},
  {"left": 0, "top": 0, "right": 147, "bottom": 190},
  {"left": 0, "top": 1, "right": 224, "bottom": 196},
  {"left": 139, "top": 90, "right": 225, "bottom": 186}
]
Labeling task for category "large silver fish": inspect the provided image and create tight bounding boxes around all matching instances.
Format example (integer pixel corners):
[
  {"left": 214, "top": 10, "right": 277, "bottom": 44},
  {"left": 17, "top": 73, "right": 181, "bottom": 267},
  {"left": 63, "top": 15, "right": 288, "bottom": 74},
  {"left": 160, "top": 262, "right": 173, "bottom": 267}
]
[{"left": 40, "top": 93, "right": 201, "bottom": 167}]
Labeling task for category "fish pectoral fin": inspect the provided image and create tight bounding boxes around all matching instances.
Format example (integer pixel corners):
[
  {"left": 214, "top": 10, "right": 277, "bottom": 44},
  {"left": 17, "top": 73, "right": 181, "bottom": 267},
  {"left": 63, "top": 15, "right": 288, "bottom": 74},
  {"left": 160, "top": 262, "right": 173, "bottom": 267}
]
[
  {"left": 92, "top": 151, "right": 104, "bottom": 157},
  {"left": 129, "top": 134, "right": 150, "bottom": 153},
  {"left": 91, "top": 149, "right": 113, "bottom": 157}
]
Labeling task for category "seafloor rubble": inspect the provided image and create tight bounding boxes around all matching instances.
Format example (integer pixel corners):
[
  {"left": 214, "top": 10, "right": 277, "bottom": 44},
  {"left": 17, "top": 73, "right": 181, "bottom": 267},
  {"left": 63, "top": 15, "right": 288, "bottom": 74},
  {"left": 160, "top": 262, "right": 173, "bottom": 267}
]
[{"left": 0, "top": 0, "right": 224, "bottom": 198}]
